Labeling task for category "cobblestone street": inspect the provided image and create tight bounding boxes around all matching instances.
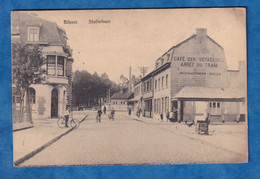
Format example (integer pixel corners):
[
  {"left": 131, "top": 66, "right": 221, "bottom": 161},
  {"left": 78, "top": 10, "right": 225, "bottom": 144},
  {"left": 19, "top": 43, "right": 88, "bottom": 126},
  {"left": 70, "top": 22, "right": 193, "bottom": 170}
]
[{"left": 21, "top": 111, "right": 247, "bottom": 166}]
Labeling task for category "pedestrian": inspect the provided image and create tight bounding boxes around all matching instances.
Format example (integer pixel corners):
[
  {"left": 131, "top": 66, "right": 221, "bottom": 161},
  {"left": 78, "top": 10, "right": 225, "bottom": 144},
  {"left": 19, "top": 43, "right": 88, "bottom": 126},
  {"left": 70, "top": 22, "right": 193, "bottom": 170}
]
[
  {"left": 111, "top": 108, "right": 115, "bottom": 120},
  {"left": 103, "top": 105, "right": 106, "bottom": 115},
  {"left": 97, "top": 107, "right": 102, "bottom": 122},
  {"left": 128, "top": 107, "right": 131, "bottom": 116},
  {"left": 166, "top": 110, "right": 170, "bottom": 122},
  {"left": 139, "top": 108, "right": 142, "bottom": 118},
  {"left": 160, "top": 113, "right": 163, "bottom": 122},
  {"left": 63, "top": 106, "right": 70, "bottom": 127}
]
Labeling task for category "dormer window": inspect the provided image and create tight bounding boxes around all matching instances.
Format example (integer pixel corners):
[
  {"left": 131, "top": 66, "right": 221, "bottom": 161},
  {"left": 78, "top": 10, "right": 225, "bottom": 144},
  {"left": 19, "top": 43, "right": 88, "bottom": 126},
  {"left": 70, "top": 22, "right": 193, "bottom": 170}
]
[
  {"left": 28, "top": 27, "right": 39, "bottom": 41},
  {"left": 156, "top": 62, "right": 159, "bottom": 69},
  {"left": 161, "top": 58, "right": 164, "bottom": 65},
  {"left": 167, "top": 54, "right": 170, "bottom": 61}
]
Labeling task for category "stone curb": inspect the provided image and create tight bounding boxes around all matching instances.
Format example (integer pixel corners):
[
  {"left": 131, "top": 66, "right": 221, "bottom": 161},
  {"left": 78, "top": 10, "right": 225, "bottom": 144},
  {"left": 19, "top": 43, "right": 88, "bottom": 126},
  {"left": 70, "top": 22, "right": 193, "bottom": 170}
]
[{"left": 14, "top": 114, "right": 88, "bottom": 166}]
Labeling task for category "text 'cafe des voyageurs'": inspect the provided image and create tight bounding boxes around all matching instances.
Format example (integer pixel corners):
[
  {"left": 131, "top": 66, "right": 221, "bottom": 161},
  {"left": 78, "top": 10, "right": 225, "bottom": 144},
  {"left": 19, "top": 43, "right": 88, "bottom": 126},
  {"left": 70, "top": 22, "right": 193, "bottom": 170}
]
[{"left": 133, "top": 28, "right": 246, "bottom": 123}]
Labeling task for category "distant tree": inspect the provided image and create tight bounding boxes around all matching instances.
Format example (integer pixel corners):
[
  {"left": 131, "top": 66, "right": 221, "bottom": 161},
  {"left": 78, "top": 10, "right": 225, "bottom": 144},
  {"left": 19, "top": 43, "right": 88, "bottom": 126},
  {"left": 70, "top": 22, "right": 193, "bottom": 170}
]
[
  {"left": 12, "top": 43, "right": 45, "bottom": 121},
  {"left": 73, "top": 70, "right": 121, "bottom": 107}
]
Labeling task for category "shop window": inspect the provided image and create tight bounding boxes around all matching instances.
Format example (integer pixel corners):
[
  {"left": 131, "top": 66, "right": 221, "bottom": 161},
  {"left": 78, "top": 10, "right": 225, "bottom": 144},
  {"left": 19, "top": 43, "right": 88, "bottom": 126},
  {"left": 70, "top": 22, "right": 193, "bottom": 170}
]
[
  {"left": 47, "top": 55, "right": 56, "bottom": 75},
  {"left": 28, "top": 27, "right": 39, "bottom": 42},
  {"left": 57, "top": 56, "right": 65, "bottom": 76},
  {"left": 165, "top": 97, "right": 168, "bottom": 112}
]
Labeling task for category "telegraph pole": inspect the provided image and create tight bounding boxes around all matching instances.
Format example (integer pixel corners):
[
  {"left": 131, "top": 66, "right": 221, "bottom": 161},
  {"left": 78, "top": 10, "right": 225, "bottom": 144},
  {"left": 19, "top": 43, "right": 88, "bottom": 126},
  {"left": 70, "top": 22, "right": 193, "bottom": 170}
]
[{"left": 139, "top": 66, "right": 149, "bottom": 77}]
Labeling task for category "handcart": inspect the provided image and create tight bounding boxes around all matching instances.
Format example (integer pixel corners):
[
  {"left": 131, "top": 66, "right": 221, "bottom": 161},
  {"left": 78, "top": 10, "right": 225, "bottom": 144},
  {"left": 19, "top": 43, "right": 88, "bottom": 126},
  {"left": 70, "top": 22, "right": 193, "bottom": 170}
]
[{"left": 196, "top": 120, "right": 209, "bottom": 135}]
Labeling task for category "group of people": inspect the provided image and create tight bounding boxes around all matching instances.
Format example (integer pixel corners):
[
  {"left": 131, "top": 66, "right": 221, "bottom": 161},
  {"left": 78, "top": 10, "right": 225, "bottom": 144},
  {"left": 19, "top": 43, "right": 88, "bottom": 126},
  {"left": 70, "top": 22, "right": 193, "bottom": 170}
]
[{"left": 96, "top": 106, "right": 115, "bottom": 123}]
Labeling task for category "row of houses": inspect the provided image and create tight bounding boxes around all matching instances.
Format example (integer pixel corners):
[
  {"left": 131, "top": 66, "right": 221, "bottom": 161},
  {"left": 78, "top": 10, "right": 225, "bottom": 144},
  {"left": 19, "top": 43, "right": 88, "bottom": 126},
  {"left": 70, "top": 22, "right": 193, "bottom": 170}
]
[{"left": 110, "top": 28, "right": 246, "bottom": 123}]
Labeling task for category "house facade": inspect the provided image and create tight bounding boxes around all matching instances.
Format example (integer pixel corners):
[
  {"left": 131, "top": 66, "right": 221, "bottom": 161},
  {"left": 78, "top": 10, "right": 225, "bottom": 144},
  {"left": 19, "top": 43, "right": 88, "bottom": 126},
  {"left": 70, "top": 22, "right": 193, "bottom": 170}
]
[
  {"left": 11, "top": 12, "right": 74, "bottom": 122},
  {"left": 133, "top": 28, "right": 246, "bottom": 123},
  {"left": 110, "top": 92, "right": 134, "bottom": 111}
]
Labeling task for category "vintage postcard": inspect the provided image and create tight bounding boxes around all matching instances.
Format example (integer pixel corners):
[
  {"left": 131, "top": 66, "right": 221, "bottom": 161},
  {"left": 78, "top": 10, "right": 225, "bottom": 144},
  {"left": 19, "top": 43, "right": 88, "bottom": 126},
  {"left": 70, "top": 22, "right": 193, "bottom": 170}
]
[{"left": 11, "top": 8, "right": 247, "bottom": 166}]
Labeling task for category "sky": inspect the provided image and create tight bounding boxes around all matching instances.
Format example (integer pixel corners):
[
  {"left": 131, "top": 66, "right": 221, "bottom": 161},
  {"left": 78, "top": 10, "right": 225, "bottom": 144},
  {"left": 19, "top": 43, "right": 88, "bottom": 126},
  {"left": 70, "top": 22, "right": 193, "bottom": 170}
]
[{"left": 25, "top": 8, "right": 246, "bottom": 82}]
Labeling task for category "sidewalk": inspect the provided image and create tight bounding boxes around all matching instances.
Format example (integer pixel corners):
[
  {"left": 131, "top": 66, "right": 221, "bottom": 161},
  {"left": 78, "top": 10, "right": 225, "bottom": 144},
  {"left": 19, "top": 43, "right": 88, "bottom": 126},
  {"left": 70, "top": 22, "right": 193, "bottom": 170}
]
[
  {"left": 13, "top": 111, "right": 88, "bottom": 166},
  {"left": 118, "top": 111, "right": 248, "bottom": 159}
]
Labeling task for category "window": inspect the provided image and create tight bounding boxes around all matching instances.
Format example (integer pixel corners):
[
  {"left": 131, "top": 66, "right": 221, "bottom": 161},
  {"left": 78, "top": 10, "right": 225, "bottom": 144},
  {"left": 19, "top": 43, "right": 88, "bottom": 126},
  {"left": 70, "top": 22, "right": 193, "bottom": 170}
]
[
  {"left": 28, "top": 27, "right": 39, "bottom": 41},
  {"left": 147, "top": 81, "right": 149, "bottom": 91},
  {"left": 162, "top": 76, "right": 164, "bottom": 88},
  {"left": 157, "top": 98, "right": 161, "bottom": 113},
  {"left": 150, "top": 79, "right": 152, "bottom": 90},
  {"left": 161, "top": 58, "right": 164, "bottom": 65},
  {"left": 158, "top": 78, "right": 160, "bottom": 90},
  {"left": 155, "top": 80, "right": 157, "bottom": 90},
  {"left": 47, "top": 55, "right": 56, "bottom": 75},
  {"left": 154, "top": 99, "right": 157, "bottom": 113},
  {"left": 167, "top": 54, "right": 170, "bottom": 61},
  {"left": 162, "top": 97, "right": 164, "bottom": 113},
  {"left": 156, "top": 62, "right": 159, "bottom": 69},
  {"left": 166, "top": 75, "right": 168, "bottom": 87},
  {"left": 165, "top": 97, "right": 169, "bottom": 112},
  {"left": 210, "top": 102, "right": 221, "bottom": 114},
  {"left": 57, "top": 56, "right": 65, "bottom": 76},
  {"left": 29, "top": 87, "right": 36, "bottom": 111}
]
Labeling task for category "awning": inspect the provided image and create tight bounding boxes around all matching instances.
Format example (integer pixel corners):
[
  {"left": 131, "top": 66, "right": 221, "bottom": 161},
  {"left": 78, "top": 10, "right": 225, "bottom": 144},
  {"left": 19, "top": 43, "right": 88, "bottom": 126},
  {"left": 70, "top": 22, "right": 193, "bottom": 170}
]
[
  {"left": 172, "top": 86, "right": 245, "bottom": 102},
  {"left": 127, "top": 98, "right": 138, "bottom": 102}
]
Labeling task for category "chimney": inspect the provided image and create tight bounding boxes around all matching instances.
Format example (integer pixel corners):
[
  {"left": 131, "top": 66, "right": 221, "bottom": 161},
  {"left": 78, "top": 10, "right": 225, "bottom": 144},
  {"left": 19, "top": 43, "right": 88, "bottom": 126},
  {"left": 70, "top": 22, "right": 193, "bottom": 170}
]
[
  {"left": 129, "top": 66, "right": 132, "bottom": 93},
  {"left": 196, "top": 28, "right": 207, "bottom": 37}
]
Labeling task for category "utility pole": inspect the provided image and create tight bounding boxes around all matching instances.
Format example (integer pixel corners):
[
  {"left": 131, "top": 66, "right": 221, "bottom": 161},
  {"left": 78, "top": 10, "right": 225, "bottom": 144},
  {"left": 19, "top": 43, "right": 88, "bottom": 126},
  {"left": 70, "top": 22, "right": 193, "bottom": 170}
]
[{"left": 139, "top": 67, "right": 149, "bottom": 77}]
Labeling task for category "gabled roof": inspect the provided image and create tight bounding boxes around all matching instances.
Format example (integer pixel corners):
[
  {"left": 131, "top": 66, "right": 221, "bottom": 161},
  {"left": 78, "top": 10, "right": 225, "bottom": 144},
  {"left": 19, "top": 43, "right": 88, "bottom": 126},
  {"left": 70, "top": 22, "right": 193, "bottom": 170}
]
[
  {"left": 155, "top": 30, "right": 224, "bottom": 65},
  {"left": 11, "top": 12, "right": 66, "bottom": 46},
  {"left": 111, "top": 92, "right": 134, "bottom": 100}
]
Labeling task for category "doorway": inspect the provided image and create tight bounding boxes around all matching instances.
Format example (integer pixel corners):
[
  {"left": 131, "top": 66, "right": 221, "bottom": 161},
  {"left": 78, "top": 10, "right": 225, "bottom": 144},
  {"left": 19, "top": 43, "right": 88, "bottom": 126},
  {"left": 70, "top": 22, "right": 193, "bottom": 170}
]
[{"left": 51, "top": 88, "right": 58, "bottom": 118}]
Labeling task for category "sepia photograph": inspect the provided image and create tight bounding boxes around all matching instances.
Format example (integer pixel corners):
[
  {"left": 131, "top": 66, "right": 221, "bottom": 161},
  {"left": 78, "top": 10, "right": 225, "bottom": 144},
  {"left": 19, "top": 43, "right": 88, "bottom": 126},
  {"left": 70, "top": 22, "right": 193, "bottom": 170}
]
[{"left": 11, "top": 8, "right": 247, "bottom": 167}]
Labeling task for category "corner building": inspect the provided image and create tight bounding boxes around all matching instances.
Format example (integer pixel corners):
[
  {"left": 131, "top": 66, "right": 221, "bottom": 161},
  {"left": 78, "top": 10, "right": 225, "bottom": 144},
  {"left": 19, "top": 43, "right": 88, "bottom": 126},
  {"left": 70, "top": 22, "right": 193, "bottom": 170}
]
[
  {"left": 135, "top": 28, "right": 245, "bottom": 123},
  {"left": 11, "top": 12, "right": 74, "bottom": 120}
]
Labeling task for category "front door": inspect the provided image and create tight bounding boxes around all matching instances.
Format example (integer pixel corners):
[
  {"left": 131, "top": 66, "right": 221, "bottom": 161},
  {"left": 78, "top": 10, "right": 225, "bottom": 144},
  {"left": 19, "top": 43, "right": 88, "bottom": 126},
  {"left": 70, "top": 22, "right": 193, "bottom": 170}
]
[{"left": 51, "top": 88, "right": 58, "bottom": 118}]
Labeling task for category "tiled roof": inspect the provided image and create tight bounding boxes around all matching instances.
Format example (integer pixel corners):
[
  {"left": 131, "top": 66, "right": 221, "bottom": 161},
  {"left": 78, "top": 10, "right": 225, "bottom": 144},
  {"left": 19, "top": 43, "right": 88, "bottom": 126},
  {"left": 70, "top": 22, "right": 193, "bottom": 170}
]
[
  {"left": 11, "top": 12, "right": 65, "bottom": 45},
  {"left": 111, "top": 92, "right": 133, "bottom": 99}
]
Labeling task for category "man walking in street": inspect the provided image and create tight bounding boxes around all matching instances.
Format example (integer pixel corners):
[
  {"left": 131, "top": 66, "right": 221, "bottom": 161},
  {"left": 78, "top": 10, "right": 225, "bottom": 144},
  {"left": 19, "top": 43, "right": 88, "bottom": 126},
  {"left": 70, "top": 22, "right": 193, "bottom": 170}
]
[
  {"left": 97, "top": 107, "right": 102, "bottom": 123},
  {"left": 103, "top": 105, "right": 106, "bottom": 115}
]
